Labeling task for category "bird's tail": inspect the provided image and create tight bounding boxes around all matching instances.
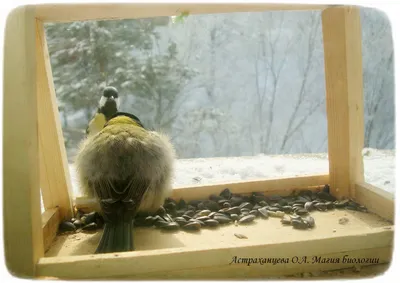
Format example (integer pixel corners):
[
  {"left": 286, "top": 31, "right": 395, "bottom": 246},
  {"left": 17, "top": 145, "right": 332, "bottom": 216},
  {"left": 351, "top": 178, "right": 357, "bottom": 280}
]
[{"left": 95, "top": 217, "right": 134, "bottom": 254}]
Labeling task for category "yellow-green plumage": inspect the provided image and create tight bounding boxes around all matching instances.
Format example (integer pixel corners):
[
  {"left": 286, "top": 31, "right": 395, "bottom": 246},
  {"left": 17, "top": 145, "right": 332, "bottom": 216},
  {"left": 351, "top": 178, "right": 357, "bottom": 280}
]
[
  {"left": 76, "top": 113, "right": 175, "bottom": 253},
  {"left": 86, "top": 113, "right": 107, "bottom": 138}
]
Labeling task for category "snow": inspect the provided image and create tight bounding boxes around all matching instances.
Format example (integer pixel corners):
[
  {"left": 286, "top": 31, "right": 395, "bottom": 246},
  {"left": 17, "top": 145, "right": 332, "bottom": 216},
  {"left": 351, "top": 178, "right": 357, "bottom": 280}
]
[
  {"left": 40, "top": 148, "right": 395, "bottom": 212},
  {"left": 67, "top": 148, "right": 395, "bottom": 197}
]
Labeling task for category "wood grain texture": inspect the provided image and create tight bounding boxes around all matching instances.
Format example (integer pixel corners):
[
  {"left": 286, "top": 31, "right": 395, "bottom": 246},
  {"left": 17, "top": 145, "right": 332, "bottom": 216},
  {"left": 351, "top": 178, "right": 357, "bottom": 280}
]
[
  {"left": 3, "top": 5, "right": 44, "bottom": 277},
  {"left": 355, "top": 182, "right": 394, "bottom": 222},
  {"left": 77, "top": 248, "right": 395, "bottom": 279},
  {"left": 34, "top": 3, "right": 329, "bottom": 23},
  {"left": 36, "top": 19, "right": 73, "bottom": 220},
  {"left": 321, "top": 7, "right": 365, "bottom": 199},
  {"left": 42, "top": 208, "right": 60, "bottom": 253},
  {"left": 37, "top": 226, "right": 392, "bottom": 279}
]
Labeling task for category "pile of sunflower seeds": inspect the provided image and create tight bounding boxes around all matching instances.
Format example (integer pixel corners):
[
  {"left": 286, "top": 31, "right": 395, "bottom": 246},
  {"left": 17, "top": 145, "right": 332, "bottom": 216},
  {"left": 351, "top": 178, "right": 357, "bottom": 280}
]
[
  {"left": 134, "top": 185, "right": 368, "bottom": 231},
  {"left": 58, "top": 185, "right": 368, "bottom": 234},
  {"left": 58, "top": 211, "right": 104, "bottom": 234}
]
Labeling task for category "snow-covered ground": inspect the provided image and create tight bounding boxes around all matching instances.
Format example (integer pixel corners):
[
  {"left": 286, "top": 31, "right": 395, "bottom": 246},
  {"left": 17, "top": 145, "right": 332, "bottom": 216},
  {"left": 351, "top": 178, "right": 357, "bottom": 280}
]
[
  {"left": 40, "top": 148, "right": 395, "bottom": 212},
  {"left": 67, "top": 148, "right": 395, "bottom": 197}
]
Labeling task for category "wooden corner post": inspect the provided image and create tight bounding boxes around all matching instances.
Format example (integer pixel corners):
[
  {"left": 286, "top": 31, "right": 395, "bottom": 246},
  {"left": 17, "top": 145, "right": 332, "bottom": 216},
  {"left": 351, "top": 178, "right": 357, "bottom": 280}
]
[
  {"left": 3, "top": 6, "right": 44, "bottom": 277},
  {"left": 36, "top": 19, "right": 73, "bottom": 220},
  {"left": 321, "top": 6, "right": 365, "bottom": 199}
]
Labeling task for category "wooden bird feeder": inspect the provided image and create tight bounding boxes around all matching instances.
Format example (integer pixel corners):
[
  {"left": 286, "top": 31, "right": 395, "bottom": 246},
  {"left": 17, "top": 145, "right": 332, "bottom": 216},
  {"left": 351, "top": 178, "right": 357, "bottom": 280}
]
[{"left": 3, "top": 3, "right": 394, "bottom": 279}]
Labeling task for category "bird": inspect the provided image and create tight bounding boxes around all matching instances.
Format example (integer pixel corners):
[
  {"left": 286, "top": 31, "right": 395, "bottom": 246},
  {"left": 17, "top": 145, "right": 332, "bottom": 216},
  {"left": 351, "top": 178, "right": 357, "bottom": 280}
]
[
  {"left": 75, "top": 111, "right": 175, "bottom": 253},
  {"left": 86, "top": 86, "right": 120, "bottom": 137}
]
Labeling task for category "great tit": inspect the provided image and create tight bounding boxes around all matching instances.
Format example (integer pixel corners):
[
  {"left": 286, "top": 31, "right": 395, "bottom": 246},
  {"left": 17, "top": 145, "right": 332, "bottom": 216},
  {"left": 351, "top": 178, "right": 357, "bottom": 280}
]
[
  {"left": 75, "top": 112, "right": 175, "bottom": 254},
  {"left": 86, "top": 86, "right": 120, "bottom": 137}
]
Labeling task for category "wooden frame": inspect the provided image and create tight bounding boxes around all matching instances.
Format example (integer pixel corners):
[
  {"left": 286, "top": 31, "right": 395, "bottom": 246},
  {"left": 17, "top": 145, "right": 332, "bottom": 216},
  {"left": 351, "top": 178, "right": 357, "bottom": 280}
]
[{"left": 3, "top": 3, "right": 394, "bottom": 279}]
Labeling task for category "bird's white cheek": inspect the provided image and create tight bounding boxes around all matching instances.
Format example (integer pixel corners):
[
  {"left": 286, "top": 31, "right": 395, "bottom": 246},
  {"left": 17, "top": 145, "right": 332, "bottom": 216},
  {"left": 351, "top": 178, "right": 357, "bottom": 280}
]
[
  {"left": 99, "top": 96, "right": 107, "bottom": 108},
  {"left": 115, "top": 97, "right": 120, "bottom": 108}
]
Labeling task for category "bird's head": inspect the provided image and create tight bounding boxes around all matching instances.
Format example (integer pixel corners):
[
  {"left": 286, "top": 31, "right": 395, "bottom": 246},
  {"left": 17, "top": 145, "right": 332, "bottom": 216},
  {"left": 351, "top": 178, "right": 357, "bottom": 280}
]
[
  {"left": 98, "top": 86, "right": 119, "bottom": 120},
  {"left": 99, "top": 86, "right": 120, "bottom": 109}
]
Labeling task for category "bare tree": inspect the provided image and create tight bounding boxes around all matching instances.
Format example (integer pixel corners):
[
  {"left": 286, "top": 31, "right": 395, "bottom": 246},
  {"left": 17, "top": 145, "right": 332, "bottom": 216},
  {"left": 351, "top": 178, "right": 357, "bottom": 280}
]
[
  {"left": 361, "top": 8, "right": 394, "bottom": 149},
  {"left": 364, "top": 50, "right": 394, "bottom": 148},
  {"left": 252, "top": 12, "right": 298, "bottom": 154},
  {"left": 279, "top": 12, "right": 323, "bottom": 153}
]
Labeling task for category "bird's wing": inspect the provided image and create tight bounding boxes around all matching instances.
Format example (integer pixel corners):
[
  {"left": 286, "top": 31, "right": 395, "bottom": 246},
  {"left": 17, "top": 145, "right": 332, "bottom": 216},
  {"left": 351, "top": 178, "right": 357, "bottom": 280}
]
[
  {"left": 93, "top": 176, "right": 151, "bottom": 223},
  {"left": 86, "top": 113, "right": 107, "bottom": 136}
]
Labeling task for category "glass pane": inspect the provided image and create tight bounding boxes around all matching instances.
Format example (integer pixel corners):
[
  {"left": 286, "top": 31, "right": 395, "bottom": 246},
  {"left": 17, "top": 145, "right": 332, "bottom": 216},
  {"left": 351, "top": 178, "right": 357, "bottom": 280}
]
[
  {"left": 360, "top": 8, "right": 395, "bottom": 195},
  {"left": 45, "top": 11, "right": 332, "bottom": 197}
]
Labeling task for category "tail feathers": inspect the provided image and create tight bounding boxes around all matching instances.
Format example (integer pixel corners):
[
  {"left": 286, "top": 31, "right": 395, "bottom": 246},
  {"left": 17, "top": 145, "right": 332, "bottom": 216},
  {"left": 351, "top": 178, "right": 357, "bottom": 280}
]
[{"left": 95, "top": 218, "right": 134, "bottom": 254}]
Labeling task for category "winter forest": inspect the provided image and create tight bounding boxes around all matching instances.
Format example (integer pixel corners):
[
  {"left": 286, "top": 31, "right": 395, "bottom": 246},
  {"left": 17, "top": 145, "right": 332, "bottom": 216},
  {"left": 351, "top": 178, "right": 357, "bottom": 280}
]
[{"left": 45, "top": 7, "right": 395, "bottom": 163}]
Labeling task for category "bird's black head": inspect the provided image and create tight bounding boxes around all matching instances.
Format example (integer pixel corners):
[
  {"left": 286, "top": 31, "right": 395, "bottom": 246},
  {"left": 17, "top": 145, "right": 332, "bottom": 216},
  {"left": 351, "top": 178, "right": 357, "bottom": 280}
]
[
  {"left": 98, "top": 99, "right": 118, "bottom": 121},
  {"left": 103, "top": 86, "right": 119, "bottom": 99},
  {"left": 98, "top": 86, "right": 120, "bottom": 118}
]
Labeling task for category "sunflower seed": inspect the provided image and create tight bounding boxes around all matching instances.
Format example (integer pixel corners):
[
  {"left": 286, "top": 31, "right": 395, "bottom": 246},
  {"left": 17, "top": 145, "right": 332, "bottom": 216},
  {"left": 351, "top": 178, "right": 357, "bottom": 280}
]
[
  {"left": 226, "top": 206, "right": 241, "bottom": 215},
  {"left": 281, "top": 215, "right": 292, "bottom": 225},
  {"left": 238, "top": 214, "right": 256, "bottom": 224},
  {"left": 182, "top": 222, "right": 201, "bottom": 231},
  {"left": 82, "top": 222, "right": 97, "bottom": 231},
  {"left": 209, "top": 194, "right": 223, "bottom": 202},
  {"left": 160, "top": 222, "right": 180, "bottom": 231},
  {"left": 204, "top": 219, "right": 219, "bottom": 227},
  {"left": 304, "top": 202, "right": 314, "bottom": 211},
  {"left": 338, "top": 217, "right": 349, "bottom": 225},
  {"left": 294, "top": 208, "right": 309, "bottom": 216},
  {"left": 196, "top": 216, "right": 210, "bottom": 222},
  {"left": 73, "top": 219, "right": 83, "bottom": 228},
  {"left": 239, "top": 202, "right": 253, "bottom": 210},
  {"left": 230, "top": 213, "right": 239, "bottom": 221},
  {"left": 267, "top": 206, "right": 281, "bottom": 212},
  {"left": 234, "top": 233, "right": 248, "bottom": 239},
  {"left": 188, "top": 200, "right": 202, "bottom": 207},
  {"left": 230, "top": 196, "right": 244, "bottom": 206},
  {"left": 292, "top": 219, "right": 309, "bottom": 230},
  {"left": 268, "top": 210, "right": 285, "bottom": 218},
  {"left": 214, "top": 215, "right": 232, "bottom": 224},
  {"left": 249, "top": 210, "right": 259, "bottom": 217},
  {"left": 317, "top": 191, "right": 336, "bottom": 201},
  {"left": 195, "top": 210, "right": 211, "bottom": 217},
  {"left": 334, "top": 199, "right": 349, "bottom": 208},
  {"left": 303, "top": 216, "right": 315, "bottom": 228},
  {"left": 190, "top": 219, "right": 205, "bottom": 226},
  {"left": 156, "top": 206, "right": 166, "bottom": 216},
  {"left": 314, "top": 203, "right": 328, "bottom": 211},
  {"left": 223, "top": 202, "right": 231, "bottom": 208},
  {"left": 59, "top": 221, "right": 76, "bottom": 232},
  {"left": 184, "top": 210, "right": 195, "bottom": 217},
  {"left": 326, "top": 201, "right": 335, "bottom": 210},
  {"left": 282, "top": 206, "right": 293, "bottom": 213},
  {"left": 252, "top": 204, "right": 261, "bottom": 210},
  {"left": 182, "top": 215, "right": 193, "bottom": 221},
  {"left": 174, "top": 217, "right": 188, "bottom": 226},
  {"left": 203, "top": 200, "right": 219, "bottom": 212},
  {"left": 197, "top": 202, "right": 205, "bottom": 210},
  {"left": 155, "top": 220, "right": 170, "bottom": 228},
  {"left": 177, "top": 199, "right": 186, "bottom": 210},
  {"left": 268, "top": 195, "right": 282, "bottom": 202},
  {"left": 258, "top": 207, "right": 269, "bottom": 219},
  {"left": 220, "top": 188, "right": 232, "bottom": 200},
  {"left": 164, "top": 202, "right": 176, "bottom": 211}
]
